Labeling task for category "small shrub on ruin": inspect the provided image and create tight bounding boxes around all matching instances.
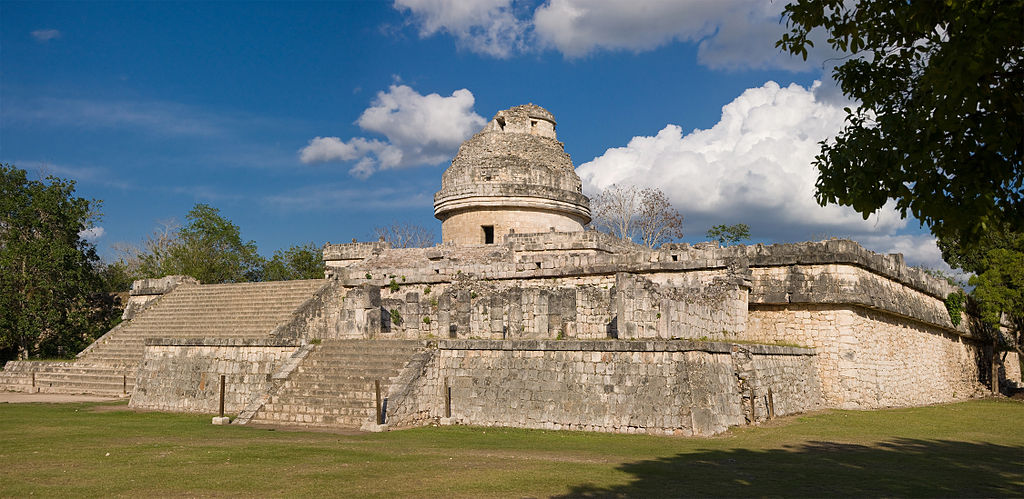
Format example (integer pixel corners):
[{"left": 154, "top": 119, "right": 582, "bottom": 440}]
[
  {"left": 389, "top": 279, "right": 400, "bottom": 292},
  {"left": 423, "top": 285, "right": 431, "bottom": 295},
  {"left": 390, "top": 309, "right": 403, "bottom": 326},
  {"left": 422, "top": 316, "right": 431, "bottom": 324},
  {"left": 945, "top": 291, "right": 966, "bottom": 327},
  {"left": 365, "top": 273, "right": 372, "bottom": 280}
]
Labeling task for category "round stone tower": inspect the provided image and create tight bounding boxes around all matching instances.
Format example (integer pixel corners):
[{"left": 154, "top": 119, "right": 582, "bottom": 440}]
[{"left": 433, "top": 104, "right": 591, "bottom": 246}]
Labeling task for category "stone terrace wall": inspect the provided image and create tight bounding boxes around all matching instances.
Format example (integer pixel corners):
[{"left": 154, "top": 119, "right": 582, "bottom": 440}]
[
  {"left": 385, "top": 340, "right": 820, "bottom": 436},
  {"left": 130, "top": 338, "right": 301, "bottom": 414},
  {"left": 746, "top": 304, "right": 988, "bottom": 409},
  {"left": 614, "top": 272, "right": 748, "bottom": 340},
  {"left": 270, "top": 280, "right": 349, "bottom": 341}
]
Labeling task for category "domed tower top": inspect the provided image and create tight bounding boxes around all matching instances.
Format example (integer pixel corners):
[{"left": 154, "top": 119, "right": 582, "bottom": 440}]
[{"left": 434, "top": 104, "right": 591, "bottom": 246}]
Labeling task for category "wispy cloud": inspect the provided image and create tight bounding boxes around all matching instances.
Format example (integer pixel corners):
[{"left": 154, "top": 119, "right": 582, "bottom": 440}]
[
  {"left": 266, "top": 183, "right": 434, "bottom": 212},
  {"left": 6, "top": 97, "right": 227, "bottom": 137},
  {"left": 16, "top": 160, "right": 138, "bottom": 191},
  {"left": 31, "top": 29, "right": 61, "bottom": 42}
]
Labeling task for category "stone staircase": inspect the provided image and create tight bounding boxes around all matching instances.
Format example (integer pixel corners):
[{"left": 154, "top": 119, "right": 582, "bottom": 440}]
[
  {"left": 0, "top": 361, "right": 137, "bottom": 396},
  {"left": 249, "top": 340, "right": 424, "bottom": 428},
  {"left": 0, "top": 279, "right": 329, "bottom": 396}
]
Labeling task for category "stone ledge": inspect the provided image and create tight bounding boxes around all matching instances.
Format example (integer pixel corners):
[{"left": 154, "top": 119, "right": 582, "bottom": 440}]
[
  {"left": 436, "top": 339, "right": 814, "bottom": 356},
  {"left": 144, "top": 338, "right": 304, "bottom": 347}
]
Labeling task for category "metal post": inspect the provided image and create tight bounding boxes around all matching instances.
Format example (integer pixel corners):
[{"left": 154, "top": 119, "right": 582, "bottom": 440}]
[
  {"left": 749, "top": 390, "right": 756, "bottom": 422},
  {"left": 444, "top": 379, "right": 451, "bottom": 418},
  {"left": 375, "top": 380, "right": 383, "bottom": 424},
  {"left": 123, "top": 374, "right": 127, "bottom": 395},
  {"left": 991, "top": 341, "right": 1000, "bottom": 394},
  {"left": 31, "top": 372, "right": 35, "bottom": 388},
  {"left": 767, "top": 388, "right": 775, "bottom": 420},
  {"left": 219, "top": 375, "right": 226, "bottom": 418}
]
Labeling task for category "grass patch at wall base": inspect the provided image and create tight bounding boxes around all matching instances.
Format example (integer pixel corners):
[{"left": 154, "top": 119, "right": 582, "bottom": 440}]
[{"left": 0, "top": 399, "right": 1021, "bottom": 497}]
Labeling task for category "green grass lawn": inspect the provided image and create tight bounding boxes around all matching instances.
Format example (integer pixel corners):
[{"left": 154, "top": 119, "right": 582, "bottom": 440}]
[{"left": 1, "top": 399, "right": 1021, "bottom": 497}]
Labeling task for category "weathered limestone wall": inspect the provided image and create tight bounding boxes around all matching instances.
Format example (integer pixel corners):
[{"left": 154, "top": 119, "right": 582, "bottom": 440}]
[
  {"left": 441, "top": 208, "right": 585, "bottom": 246},
  {"left": 130, "top": 339, "right": 301, "bottom": 413},
  {"left": 385, "top": 340, "right": 821, "bottom": 436},
  {"left": 749, "top": 264, "right": 966, "bottom": 335},
  {"left": 1002, "top": 352, "right": 1023, "bottom": 387},
  {"left": 614, "top": 272, "right": 748, "bottom": 340},
  {"left": 747, "top": 304, "right": 987, "bottom": 409},
  {"left": 270, "top": 280, "right": 348, "bottom": 340}
]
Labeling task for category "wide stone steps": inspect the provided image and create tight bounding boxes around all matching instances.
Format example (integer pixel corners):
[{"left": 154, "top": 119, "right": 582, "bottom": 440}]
[
  {"left": 1, "top": 363, "right": 136, "bottom": 396},
  {"left": 0, "top": 279, "right": 328, "bottom": 396},
  {"left": 250, "top": 340, "right": 424, "bottom": 429}
]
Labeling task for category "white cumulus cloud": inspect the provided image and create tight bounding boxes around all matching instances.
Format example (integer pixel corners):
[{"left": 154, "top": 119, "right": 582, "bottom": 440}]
[
  {"left": 78, "top": 226, "right": 105, "bottom": 241},
  {"left": 31, "top": 29, "right": 61, "bottom": 42},
  {"left": 577, "top": 81, "right": 905, "bottom": 242},
  {"left": 393, "top": 0, "right": 835, "bottom": 70},
  {"left": 394, "top": 0, "right": 528, "bottom": 58},
  {"left": 299, "top": 84, "right": 486, "bottom": 178}
]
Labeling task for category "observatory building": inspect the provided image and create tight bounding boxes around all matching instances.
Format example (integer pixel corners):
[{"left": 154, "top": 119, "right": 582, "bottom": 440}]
[{"left": 434, "top": 104, "right": 591, "bottom": 245}]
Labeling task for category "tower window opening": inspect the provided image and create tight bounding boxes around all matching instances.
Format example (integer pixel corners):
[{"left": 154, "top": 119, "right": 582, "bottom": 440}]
[{"left": 482, "top": 225, "right": 495, "bottom": 244}]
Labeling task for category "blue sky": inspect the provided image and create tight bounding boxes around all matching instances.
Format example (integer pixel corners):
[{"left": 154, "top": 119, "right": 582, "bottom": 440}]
[{"left": 2, "top": 1, "right": 946, "bottom": 270}]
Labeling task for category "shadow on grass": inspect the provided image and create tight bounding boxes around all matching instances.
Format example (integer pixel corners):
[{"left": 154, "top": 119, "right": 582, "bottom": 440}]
[{"left": 557, "top": 438, "right": 1024, "bottom": 497}]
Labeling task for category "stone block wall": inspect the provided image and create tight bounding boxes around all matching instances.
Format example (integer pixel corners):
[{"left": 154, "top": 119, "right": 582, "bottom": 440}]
[
  {"left": 130, "top": 339, "right": 301, "bottom": 413},
  {"left": 614, "top": 272, "right": 748, "bottom": 341},
  {"left": 385, "top": 340, "right": 820, "bottom": 436},
  {"left": 746, "top": 304, "right": 988, "bottom": 409},
  {"left": 271, "top": 280, "right": 348, "bottom": 340}
]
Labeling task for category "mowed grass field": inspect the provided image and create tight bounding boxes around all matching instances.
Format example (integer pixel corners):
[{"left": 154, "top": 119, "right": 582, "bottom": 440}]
[{"left": 0, "top": 399, "right": 1021, "bottom": 497}]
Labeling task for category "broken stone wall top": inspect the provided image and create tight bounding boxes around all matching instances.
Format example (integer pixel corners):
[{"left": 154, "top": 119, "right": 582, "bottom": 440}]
[
  {"left": 130, "top": 275, "right": 199, "bottom": 296},
  {"left": 321, "top": 241, "right": 390, "bottom": 261}
]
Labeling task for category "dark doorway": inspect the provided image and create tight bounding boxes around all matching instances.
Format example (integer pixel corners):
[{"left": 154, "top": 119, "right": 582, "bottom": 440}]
[{"left": 482, "top": 225, "right": 494, "bottom": 244}]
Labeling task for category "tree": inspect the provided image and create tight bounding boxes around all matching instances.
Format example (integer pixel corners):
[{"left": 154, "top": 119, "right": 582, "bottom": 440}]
[
  {"left": 0, "top": 164, "right": 120, "bottom": 360},
  {"left": 777, "top": 0, "right": 1024, "bottom": 243},
  {"left": 134, "top": 204, "right": 264, "bottom": 284},
  {"left": 706, "top": 224, "right": 751, "bottom": 246},
  {"left": 591, "top": 184, "right": 684, "bottom": 248},
  {"left": 938, "top": 224, "right": 1024, "bottom": 357},
  {"left": 263, "top": 242, "right": 324, "bottom": 281},
  {"left": 372, "top": 222, "right": 436, "bottom": 248}
]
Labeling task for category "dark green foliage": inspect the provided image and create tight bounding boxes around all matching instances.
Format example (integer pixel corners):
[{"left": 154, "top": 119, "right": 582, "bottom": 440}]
[
  {"left": 945, "top": 291, "right": 965, "bottom": 327},
  {"left": 969, "top": 249, "right": 1024, "bottom": 335},
  {"left": 938, "top": 224, "right": 1024, "bottom": 354},
  {"left": 705, "top": 224, "right": 751, "bottom": 245},
  {"left": 777, "top": 0, "right": 1024, "bottom": 243},
  {"left": 0, "top": 164, "right": 120, "bottom": 360},
  {"left": 388, "top": 279, "right": 400, "bottom": 292},
  {"left": 262, "top": 242, "right": 323, "bottom": 281},
  {"left": 138, "top": 203, "right": 263, "bottom": 284},
  {"left": 97, "top": 259, "right": 138, "bottom": 293},
  {"left": 389, "top": 309, "right": 402, "bottom": 326}
]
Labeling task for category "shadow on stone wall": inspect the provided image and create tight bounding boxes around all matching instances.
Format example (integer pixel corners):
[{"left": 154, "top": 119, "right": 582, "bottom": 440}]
[{"left": 555, "top": 438, "right": 1023, "bottom": 497}]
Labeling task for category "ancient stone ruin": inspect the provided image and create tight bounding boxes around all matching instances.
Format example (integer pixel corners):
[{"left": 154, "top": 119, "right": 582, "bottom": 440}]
[{"left": 1, "top": 104, "right": 1020, "bottom": 436}]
